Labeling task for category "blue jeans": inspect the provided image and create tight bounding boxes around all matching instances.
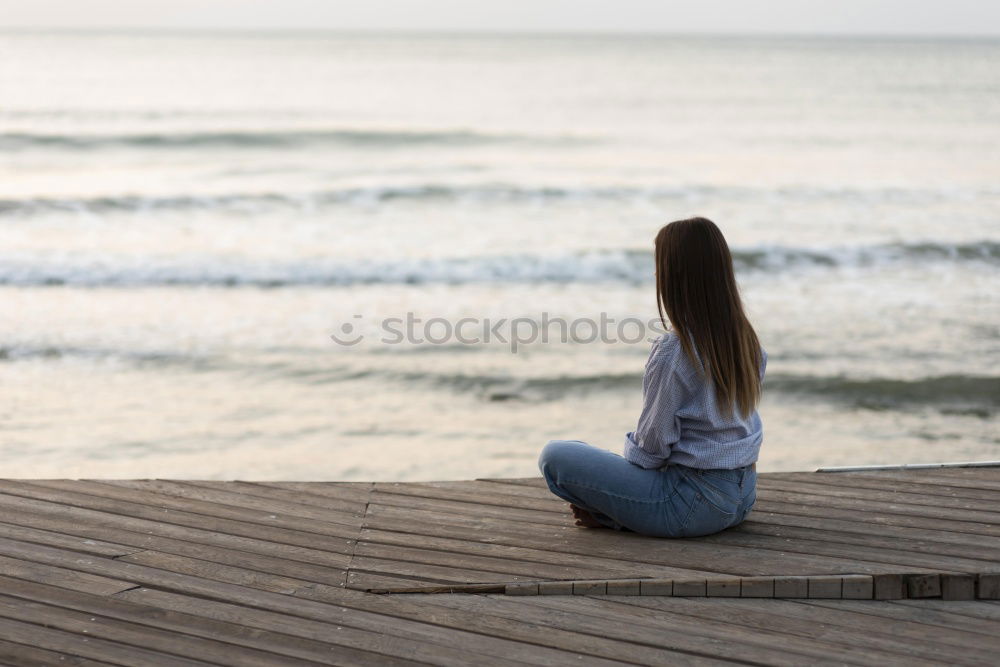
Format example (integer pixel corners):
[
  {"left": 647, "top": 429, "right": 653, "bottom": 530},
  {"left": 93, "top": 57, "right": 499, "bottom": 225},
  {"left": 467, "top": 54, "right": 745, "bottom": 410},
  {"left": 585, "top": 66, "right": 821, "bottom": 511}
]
[{"left": 537, "top": 439, "right": 757, "bottom": 538}]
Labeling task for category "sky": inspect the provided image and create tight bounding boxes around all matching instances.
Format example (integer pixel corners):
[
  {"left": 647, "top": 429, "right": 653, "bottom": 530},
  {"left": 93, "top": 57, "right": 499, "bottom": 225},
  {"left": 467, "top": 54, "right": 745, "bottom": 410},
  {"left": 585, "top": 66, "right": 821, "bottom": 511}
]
[{"left": 1, "top": 0, "right": 998, "bottom": 35}]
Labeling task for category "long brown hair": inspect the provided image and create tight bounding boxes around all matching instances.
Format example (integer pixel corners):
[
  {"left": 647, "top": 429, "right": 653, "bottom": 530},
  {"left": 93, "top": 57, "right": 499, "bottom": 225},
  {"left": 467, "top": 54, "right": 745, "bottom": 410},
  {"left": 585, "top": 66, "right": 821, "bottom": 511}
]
[{"left": 654, "top": 216, "right": 763, "bottom": 419}]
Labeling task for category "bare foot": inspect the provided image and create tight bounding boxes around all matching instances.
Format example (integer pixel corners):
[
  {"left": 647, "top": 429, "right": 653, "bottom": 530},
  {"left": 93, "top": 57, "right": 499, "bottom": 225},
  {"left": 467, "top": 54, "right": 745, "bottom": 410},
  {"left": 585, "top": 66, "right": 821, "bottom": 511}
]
[{"left": 569, "top": 503, "right": 607, "bottom": 529}]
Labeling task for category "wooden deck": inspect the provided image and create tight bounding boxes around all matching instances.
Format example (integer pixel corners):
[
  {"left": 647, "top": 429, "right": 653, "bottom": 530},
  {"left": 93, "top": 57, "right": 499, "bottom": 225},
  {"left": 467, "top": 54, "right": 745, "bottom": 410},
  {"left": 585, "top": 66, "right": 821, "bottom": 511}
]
[{"left": 1, "top": 466, "right": 999, "bottom": 665}]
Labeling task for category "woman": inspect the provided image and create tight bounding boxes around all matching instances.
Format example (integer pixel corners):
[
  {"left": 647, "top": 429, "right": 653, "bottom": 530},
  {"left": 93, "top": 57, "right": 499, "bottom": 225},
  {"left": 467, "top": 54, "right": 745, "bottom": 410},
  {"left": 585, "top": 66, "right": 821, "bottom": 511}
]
[{"left": 538, "top": 216, "right": 767, "bottom": 538}]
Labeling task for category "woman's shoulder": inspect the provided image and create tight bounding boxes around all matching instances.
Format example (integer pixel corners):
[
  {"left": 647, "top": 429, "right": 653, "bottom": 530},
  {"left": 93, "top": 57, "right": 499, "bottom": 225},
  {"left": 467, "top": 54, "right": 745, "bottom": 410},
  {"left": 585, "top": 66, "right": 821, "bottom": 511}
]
[
  {"left": 646, "top": 331, "right": 684, "bottom": 369},
  {"left": 651, "top": 330, "right": 706, "bottom": 383},
  {"left": 648, "top": 330, "right": 680, "bottom": 353}
]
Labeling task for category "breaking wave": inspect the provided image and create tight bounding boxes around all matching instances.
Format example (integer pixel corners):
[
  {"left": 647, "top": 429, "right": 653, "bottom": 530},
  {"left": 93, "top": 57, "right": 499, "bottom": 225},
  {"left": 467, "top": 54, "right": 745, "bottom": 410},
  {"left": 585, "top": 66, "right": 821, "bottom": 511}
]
[
  {"left": 0, "top": 241, "right": 995, "bottom": 287},
  {"left": 2, "top": 183, "right": 996, "bottom": 217},
  {"left": 435, "top": 370, "right": 1000, "bottom": 415}
]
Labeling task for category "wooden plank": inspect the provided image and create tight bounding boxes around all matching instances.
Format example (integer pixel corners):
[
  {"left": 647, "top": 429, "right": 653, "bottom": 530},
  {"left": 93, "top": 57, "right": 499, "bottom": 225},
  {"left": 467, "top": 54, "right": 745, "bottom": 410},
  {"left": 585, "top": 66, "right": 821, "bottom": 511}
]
[
  {"left": 0, "top": 616, "right": 204, "bottom": 666},
  {"left": 904, "top": 573, "right": 941, "bottom": 598},
  {"left": 0, "top": 637, "right": 113, "bottom": 666},
  {"left": 0, "top": 537, "right": 629, "bottom": 667},
  {"left": 506, "top": 582, "right": 540, "bottom": 595},
  {"left": 737, "top": 519, "right": 1000, "bottom": 561},
  {"left": 424, "top": 480, "right": 568, "bottom": 502},
  {"left": 255, "top": 481, "right": 376, "bottom": 504},
  {"left": 842, "top": 575, "right": 874, "bottom": 599},
  {"left": 757, "top": 486, "right": 1000, "bottom": 526},
  {"left": 432, "top": 473, "right": 1000, "bottom": 544},
  {"left": 673, "top": 579, "right": 707, "bottom": 596},
  {"left": 901, "top": 467, "right": 1000, "bottom": 481},
  {"left": 705, "top": 578, "right": 740, "bottom": 597},
  {"left": 807, "top": 575, "right": 843, "bottom": 598},
  {"left": 763, "top": 471, "right": 1000, "bottom": 502},
  {"left": 362, "top": 503, "right": 596, "bottom": 546},
  {"left": 0, "top": 554, "right": 137, "bottom": 596},
  {"left": 369, "top": 482, "right": 996, "bottom": 560},
  {"left": 0, "top": 575, "right": 408, "bottom": 667},
  {"left": 773, "top": 576, "right": 809, "bottom": 598},
  {"left": 346, "top": 571, "right": 477, "bottom": 593},
  {"left": 612, "top": 598, "right": 990, "bottom": 665},
  {"left": 368, "top": 491, "right": 568, "bottom": 526},
  {"left": 359, "top": 523, "right": 671, "bottom": 576},
  {"left": 0, "top": 493, "right": 354, "bottom": 568},
  {"left": 641, "top": 578, "right": 675, "bottom": 595},
  {"left": 182, "top": 480, "right": 370, "bottom": 514},
  {"left": 540, "top": 580, "right": 576, "bottom": 595},
  {"left": 2, "top": 535, "right": 660, "bottom": 666},
  {"left": 348, "top": 554, "right": 522, "bottom": 584},
  {"left": 940, "top": 573, "right": 976, "bottom": 600},
  {"left": 801, "top": 597, "right": 1000, "bottom": 643},
  {"left": 117, "top": 587, "right": 555, "bottom": 667},
  {"left": 759, "top": 478, "right": 1000, "bottom": 513},
  {"left": 874, "top": 573, "right": 905, "bottom": 600},
  {"left": 1, "top": 509, "right": 349, "bottom": 588},
  {"left": 0, "top": 593, "right": 313, "bottom": 667},
  {"left": 423, "top": 592, "right": 907, "bottom": 666},
  {"left": 0, "top": 521, "right": 140, "bottom": 558},
  {"left": 842, "top": 470, "right": 1000, "bottom": 492},
  {"left": 354, "top": 537, "right": 625, "bottom": 581},
  {"left": 978, "top": 572, "right": 1000, "bottom": 599},
  {"left": 476, "top": 477, "right": 550, "bottom": 489},
  {"left": 349, "top": 578, "right": 512, "bottom": 595},
  {"left": 754, "top": 498, "right": 1000, "bottom": 537},
  {"left": 739, "top": 577, "right": 774, "bottom": 597},
  {"left": 889, "top": 599, "right": 1000, "bottom": 622},
  {"left": 364, "top": 503, "right": 940, "bottom": 578},
  {"left": 389, "top": 595, "right": 747, "bottom": 666},
  {"left": 374, "top": 481, "right": 566, "bottom": 512},
  {"left": 119, "top": 550, "right": 311, "bottom": 593},
  {"left": 98, "top": 479, "right": 367, "bottom": 522},
  {"left": 296, "top": 591, "right": 721, "bottom": 666},
  {"left": 125, "top": 545, "right": 348, "bottom": 588},
  {"left": 573, "top": 580, "right": 607, "bottom": 595},
  {"left": 801, "top": 599, "right": 1000, "bottom": 637},
  {"left": 696, "top": 527, "right": 980, "bottom": 573},
  {"left": 361, "top": 505, "right": 762, "bottom": 578},
  {"left": 606, "top": 579, "right": 642, "bottom": 595},
  {"left": 716, "top": 524, "right": 994, "bottom": 571},
  {"left": 50, "top": 479, "right": 364, "bottom": 532},
  {"left": 0, "top": 484, "right": 358, "bottom": 553},
  {"left": 369, "top": 496, "right": 1000, "bottom": 556},
  {"left": 620, "top": 596, "right": 1000, "bottom": 664}
]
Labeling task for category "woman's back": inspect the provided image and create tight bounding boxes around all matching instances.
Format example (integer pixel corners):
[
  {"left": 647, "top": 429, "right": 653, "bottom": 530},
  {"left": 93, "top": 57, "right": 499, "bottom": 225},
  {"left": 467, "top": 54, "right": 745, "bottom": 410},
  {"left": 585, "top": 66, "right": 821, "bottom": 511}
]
[{"left": 623, "top": 331, "right": 767, "bottom": 471}]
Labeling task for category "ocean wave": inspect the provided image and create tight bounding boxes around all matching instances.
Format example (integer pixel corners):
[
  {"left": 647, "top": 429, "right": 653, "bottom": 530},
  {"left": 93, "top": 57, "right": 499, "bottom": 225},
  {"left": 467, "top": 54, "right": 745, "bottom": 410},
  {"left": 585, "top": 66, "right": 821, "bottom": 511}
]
[
  {"left": 0, "top": 128, "right": 581, "bottom": 151},
  {"left": 0, "top": 184, "right": 707, "bottom": 216},
  {"left": 0, "top": 344, "right": 216, "bottom": 369},
  {"left": 0, "top": 241, "right": 995, "bottom": 287},
  {"left": 4, "top": 345, "right": 993, "bottom": 415},
  {"left": 765, "top": 373, "right": 1000, "bottom": 416},
  {"left": 2, "top": 183, "right": 995, "bottom": 217},
  {"left": 733, "top": 240, "right": 1000, "bottom": 270},
  {"left": 437, "top": 370, "right": 999, "bottom": 415}
]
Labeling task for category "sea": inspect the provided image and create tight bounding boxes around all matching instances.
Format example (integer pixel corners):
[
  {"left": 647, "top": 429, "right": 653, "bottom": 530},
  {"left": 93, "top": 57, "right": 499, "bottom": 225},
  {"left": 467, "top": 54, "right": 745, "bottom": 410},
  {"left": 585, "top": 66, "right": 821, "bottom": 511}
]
[{"left": 1, "top": 31, "right": 997, "bottom": 480}]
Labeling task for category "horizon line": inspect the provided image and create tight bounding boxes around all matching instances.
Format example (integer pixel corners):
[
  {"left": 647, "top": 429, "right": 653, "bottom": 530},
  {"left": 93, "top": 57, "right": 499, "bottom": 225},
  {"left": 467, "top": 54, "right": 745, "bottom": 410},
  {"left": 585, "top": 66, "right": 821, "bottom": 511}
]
[{"left": 1, "top": 26, "right": 998, "bottom": 39}]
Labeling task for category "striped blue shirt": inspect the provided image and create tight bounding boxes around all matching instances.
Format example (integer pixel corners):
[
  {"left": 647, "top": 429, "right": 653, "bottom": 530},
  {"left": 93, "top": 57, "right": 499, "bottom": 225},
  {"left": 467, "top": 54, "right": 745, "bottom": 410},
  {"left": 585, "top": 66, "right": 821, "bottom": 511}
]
[{"left": 624, "top": 331, "right": 767, "bottom": 470}]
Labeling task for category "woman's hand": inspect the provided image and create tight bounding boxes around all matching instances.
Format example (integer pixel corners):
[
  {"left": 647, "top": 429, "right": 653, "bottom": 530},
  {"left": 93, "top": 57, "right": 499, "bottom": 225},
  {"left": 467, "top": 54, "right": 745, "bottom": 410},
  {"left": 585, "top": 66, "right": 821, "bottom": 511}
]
[{"left": 570, "top": 503, "right": 607, "bottom": 529}]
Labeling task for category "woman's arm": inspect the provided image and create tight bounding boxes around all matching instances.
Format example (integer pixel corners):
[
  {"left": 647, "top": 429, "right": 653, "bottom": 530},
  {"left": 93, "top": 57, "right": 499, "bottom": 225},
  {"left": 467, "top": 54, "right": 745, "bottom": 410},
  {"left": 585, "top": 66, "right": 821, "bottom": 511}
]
[{"left": 623, "top": 336, "right": 686, "bottom": 469}]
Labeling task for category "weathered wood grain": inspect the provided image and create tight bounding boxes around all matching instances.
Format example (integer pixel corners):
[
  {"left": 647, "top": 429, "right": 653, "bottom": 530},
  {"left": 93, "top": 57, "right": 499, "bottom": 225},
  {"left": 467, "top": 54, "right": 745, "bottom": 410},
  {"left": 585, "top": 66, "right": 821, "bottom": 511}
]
[{"left": 0, "top": 467, "right": 997, "bottom": 666}]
